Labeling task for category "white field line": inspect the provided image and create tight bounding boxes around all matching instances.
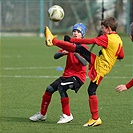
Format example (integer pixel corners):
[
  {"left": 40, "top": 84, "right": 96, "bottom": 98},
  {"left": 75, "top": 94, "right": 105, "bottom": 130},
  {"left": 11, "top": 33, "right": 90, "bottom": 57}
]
[
  {"left": 0, "top": 66, "right": 132, "bottom": 79},
  {"left": 1, "top": 64, "right": 132, "bottom": 71},
  {"left": 0, "top": 75, "right": 59, "bottom": 78},
  {"left": 2, "top": 66, "right": 60, "bottom": 70},
  {"left": 0, "top": 75, "right": 131, "bottom": 79}
]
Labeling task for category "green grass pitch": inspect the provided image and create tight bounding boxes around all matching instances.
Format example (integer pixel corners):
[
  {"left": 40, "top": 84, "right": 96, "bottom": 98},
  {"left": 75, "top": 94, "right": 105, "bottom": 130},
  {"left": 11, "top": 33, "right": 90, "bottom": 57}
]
[{"left": 0, "top": 35, "right": 133, "bottom": 133}]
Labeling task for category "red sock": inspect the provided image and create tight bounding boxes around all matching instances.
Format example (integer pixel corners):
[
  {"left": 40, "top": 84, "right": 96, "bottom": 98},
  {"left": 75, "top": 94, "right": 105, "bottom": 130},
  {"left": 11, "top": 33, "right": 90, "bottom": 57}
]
[
  {"left": 53, "top": 38, "right": 76, "bottom": 52},
  {"left": 89, "top": 95, "right": 99, "bottom": 120},
  {"left": 40, "top": 91, "right": 52, "bottom": 115},
  {"left": 61, "top": 97, "right": 70, "bottom": 116}
]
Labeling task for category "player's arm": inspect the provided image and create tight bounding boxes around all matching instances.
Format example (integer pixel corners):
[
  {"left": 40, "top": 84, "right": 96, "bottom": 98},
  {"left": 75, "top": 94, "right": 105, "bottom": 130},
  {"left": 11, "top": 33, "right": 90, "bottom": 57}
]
[
  {"left": 115, "top": 79, "right": 133, "bottom": 92},
  {"left": 74, "top": 53, "right": 87, "bottom": 66},
  {"left": 115, "top": 84, "right": 128, "bottom": 92},
  {"left": 54, "top": 50, "right": 68, "bottom": 59},
  {"left": 54, "top": 52, "right": 64, "bottom": 59},
  {"left": 126, "top": 78, "right": 133, "bottom": 89}
]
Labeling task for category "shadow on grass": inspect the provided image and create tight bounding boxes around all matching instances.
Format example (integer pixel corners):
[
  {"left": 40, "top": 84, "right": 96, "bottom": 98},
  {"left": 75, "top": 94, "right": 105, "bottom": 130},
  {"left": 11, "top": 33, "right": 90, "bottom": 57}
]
[{"left": 0, "top": 116, "right": 57, "bottom": 124}]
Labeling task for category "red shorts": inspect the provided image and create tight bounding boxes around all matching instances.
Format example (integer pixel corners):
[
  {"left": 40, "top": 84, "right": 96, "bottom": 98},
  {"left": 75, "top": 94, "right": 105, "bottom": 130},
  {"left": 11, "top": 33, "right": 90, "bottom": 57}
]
[{"left": 88, "top": 53, "right": 103, "bottom": 85}]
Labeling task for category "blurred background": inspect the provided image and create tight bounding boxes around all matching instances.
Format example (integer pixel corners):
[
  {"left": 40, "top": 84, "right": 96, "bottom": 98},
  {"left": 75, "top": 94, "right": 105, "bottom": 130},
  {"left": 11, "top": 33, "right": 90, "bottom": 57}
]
[{"left": 0, "top": 0, "right": 133, "bottom": 37}]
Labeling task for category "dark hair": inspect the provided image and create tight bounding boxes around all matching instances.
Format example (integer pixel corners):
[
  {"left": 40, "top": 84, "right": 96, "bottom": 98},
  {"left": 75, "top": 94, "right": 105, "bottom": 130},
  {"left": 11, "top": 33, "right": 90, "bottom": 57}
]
[
  {"left": 130, "top": 22, "right": 133, "bottom": 37},
  {"left": 101, "top": 17, "right": 118, "bottom": 31}
]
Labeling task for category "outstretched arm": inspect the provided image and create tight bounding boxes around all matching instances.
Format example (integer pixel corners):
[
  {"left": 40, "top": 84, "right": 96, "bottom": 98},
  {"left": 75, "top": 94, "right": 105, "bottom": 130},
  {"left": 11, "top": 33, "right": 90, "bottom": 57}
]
[
  {"left": 115, "top": 78, "right": 133, "bottom": 92},
  {"left": 126, "top": 79, "right": 133, "bottom": 89}
]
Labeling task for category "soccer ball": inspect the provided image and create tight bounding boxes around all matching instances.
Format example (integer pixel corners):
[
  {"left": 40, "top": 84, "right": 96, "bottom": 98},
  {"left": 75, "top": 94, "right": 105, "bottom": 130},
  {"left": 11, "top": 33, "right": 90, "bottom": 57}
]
[{"left": 48, "top": 5, "right": 64, "bottom": 22}]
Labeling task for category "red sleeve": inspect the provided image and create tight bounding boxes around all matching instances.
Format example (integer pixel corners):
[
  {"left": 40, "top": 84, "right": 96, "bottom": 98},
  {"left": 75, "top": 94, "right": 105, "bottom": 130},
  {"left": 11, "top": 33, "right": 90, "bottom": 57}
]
[
  {"left": 94, "top": 35, "right": 108, "bottom": 48},
  {"left": 70, "top": 35, "right": 108, "bottom": 48},
  {"left": 117, "top": 47, "right": 124, "bottom": 59},
  {"left": 126, "top": 79, "right": 133, "bottom": 89}
]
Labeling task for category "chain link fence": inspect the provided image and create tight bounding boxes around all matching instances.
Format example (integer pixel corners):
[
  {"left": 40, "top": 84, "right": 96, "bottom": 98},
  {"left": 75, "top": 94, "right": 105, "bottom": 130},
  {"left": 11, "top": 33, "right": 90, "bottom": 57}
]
[{"left": 0, "top": 0, "right": 131, "bottom": 36}]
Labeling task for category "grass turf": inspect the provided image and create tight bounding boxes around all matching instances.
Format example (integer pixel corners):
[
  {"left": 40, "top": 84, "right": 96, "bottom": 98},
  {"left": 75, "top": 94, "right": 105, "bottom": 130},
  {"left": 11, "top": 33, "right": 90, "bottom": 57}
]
[{"left": 0, "top": 36, "right": 133, "bottom": 133}]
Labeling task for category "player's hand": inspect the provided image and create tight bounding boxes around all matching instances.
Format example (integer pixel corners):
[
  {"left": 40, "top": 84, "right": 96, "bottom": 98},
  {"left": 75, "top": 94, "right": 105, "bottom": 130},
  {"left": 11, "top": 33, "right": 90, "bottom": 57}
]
[
  {"left": 115, "top": 84, "right": 128, "bottom": 92},
  {"left": 64, "top": 35, "right": 71, "bottom": 42},
  {"left": 62, "top": 50, "right": 69, "bottom": 55}
]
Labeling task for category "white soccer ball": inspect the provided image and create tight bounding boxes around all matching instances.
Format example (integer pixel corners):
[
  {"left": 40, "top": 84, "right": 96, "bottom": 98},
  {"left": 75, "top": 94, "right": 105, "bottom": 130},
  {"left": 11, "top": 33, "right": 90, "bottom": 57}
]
[{"left": 48, "top": 5, "right": 64, "bottom": 22}]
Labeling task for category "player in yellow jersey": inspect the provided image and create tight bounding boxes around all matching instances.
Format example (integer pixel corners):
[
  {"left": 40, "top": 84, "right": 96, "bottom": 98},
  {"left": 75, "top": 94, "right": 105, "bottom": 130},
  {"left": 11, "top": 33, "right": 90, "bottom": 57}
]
[{"left": 45, "top": 17, "right": 124, "bottom": 126}]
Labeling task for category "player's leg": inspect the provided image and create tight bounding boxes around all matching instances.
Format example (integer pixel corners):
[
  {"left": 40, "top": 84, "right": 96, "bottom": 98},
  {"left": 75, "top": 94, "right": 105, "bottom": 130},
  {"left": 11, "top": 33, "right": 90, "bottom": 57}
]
[
  {"left": 29, "top": 78, "right": 61, "bottom": 122},
  {"left": 57, "top": 81, "right": 73, "bottom": 123},
  {"left": 88, "top": 82, "right": 99, "bottom": 121},
  {"left": 45, "top": 26, "right": 76, "bottom": 52},
  {"left": 57, "top": 76, "right": 83, "bottom": 123},
  {"left": 40, "top": 85, "right": 55, "bottom": 115},
  {"left": 83, "top": 81, "right": 102, "bottom": 127},
  {"left": 45, "top": 26, "right": 57, "bottom": 46},
  {"left": 75, "top": 45, "right": 97, "bottom": 63},
  {"left": 29, "top": 85, "right": 57, "bottom": 122},
  {"left": 53, "top": 38, "right": 76, "bottom": 52},
  {"left": 41, "top": 78, "right": 64, "bottom": 115}
]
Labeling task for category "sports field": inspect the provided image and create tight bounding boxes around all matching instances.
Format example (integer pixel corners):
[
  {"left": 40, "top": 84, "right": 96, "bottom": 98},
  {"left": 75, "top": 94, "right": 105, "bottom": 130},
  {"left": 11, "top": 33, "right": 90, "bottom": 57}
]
[{"left": 0, "top": 35, "right": 133, "bottom": 133}]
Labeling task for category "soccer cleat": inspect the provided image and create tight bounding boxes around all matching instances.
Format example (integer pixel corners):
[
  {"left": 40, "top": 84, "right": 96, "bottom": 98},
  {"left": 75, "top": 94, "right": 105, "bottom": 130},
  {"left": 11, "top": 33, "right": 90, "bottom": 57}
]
[
  {"left": 45, "top": 26, "right": 57, "bottom": 46},
  {"left": 57, "top": 114, "right": 73, "bottom": 124},
  {"left": 29, "top": 112, "right": 47, "bottom": 122},
  {"left": 83, "top": 118, "right": 102, "bottom": 127}
]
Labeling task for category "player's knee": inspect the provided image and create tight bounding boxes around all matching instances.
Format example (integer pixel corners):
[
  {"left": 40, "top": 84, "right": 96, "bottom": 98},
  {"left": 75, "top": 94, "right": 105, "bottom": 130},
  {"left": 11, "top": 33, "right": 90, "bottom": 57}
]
[
  {"left": 88, "top": 90, "right": 96, "bottom": 96},
  {"left": 46, "top": 85, "right": 55, "bottom": 94},
  {"left": 58, "top": 85, "right": 68, "bottom": 98},
  {"left": 58, "top": 85, "right": 64, "bottom": 93},
  {"left": 88, "top": 87, "right": 96, "bottom": 96},
  {"left": 88, "top": 81, "right": 98, "bottom": 96}
]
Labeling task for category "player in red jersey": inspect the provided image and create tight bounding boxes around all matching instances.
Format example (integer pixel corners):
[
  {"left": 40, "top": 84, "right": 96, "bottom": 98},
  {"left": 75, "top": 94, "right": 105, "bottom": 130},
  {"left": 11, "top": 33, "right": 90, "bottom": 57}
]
[
  {"left": 45, "top": 17, "right": 124, "bottom": 126},
  {"left": 115, "top": 22, "right": 133, "bottom": 92},
  {"left": 29, "top": 23, "right": 88, "bottom": 124}
]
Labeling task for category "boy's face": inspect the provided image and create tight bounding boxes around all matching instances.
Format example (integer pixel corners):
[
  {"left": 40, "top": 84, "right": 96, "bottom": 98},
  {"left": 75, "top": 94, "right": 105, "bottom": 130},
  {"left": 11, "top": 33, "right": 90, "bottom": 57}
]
[
  {"left": 72, "top": 30, "right": 82, "bottom": 38},
  {"left": 101, "top": 25, "right": 111, "bottom": 34}
]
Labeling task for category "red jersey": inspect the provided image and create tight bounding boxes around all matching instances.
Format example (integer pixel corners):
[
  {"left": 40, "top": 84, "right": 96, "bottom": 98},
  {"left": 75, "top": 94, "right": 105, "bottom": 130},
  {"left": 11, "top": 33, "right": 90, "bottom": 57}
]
[{"left": 59, "top": 43, "right": 88, "bottom": 83}]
